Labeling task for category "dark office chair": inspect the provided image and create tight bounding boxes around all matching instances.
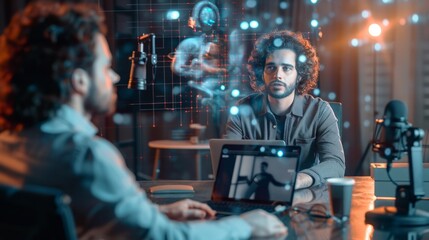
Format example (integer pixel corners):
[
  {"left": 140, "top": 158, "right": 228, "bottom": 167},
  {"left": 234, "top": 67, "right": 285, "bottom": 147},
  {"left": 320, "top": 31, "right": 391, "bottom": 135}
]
[
  {"left": 329, "top": 102, "right": 343, "bottom": 138},
  {"left": 0, "top": 184, "right": 77, "bottom": 240}
]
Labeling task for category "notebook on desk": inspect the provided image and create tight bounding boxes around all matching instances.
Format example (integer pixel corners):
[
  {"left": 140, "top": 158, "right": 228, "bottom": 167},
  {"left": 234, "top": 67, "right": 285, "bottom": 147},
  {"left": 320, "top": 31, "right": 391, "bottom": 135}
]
[
  {"left": 209, "top": 139, "right": 286, "bottom": 178},
  {"left": 207, "top": 144, "right": 300, "bottom": 216}
]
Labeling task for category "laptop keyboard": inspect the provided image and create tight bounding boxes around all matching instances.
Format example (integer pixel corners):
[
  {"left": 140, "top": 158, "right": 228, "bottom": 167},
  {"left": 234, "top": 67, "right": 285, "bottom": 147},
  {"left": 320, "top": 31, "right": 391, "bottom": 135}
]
[{"left": 206, "top": 200, "right": 277, "bottom": 215}]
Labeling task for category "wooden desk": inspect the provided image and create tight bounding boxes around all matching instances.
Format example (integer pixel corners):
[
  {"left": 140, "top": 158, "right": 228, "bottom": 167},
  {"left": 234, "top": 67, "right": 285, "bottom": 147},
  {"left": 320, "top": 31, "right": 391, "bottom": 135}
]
[
  {"left": 148, "top": 140, "right": 210, "bottom": 180},
  {"left": 139, "top": 177, "right": 429, "bottom": 239}
]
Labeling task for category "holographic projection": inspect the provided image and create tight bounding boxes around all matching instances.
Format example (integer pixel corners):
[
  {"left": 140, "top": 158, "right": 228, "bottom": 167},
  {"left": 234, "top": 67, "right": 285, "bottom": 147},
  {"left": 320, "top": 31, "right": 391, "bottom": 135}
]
[{"left": 111, "top": 0, "right": 292, "bottom": 138}]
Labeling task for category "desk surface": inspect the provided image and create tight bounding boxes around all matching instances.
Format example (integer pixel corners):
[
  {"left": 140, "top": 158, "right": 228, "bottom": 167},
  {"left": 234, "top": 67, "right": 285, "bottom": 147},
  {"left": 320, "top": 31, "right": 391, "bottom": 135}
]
[
  {"left": 139, "top": 177, "right": 429, "bottom": 240},
  {"left": 148, "top": 140, "right": 209, "bottom": 150}
]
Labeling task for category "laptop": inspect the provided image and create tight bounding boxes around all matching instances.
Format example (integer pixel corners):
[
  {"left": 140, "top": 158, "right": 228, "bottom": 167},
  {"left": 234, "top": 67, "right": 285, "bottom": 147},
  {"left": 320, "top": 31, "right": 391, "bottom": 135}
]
[
  {"left": 207, "top": 144, "right": 301, "bottom": 216},
  {"left": 209, "top": 139, "right": 286, "bottom": 178}
]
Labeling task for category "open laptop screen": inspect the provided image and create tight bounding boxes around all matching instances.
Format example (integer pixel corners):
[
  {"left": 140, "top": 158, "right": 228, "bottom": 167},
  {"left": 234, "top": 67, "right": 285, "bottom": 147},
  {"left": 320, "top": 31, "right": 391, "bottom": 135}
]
[{"left": 212, "top": 144, "right": 300, "bottom": 206}]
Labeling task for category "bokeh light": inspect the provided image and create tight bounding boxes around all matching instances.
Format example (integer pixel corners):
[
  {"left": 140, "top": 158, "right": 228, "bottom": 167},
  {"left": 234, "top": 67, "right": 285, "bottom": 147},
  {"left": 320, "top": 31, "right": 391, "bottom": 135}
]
[
  {"left": 368, "top": 23, "right": 381, "bottom": 37},
  {"left": 313, "top": 88, "right": 321, "bottom": 96},
  {"left": 240, "top": 21, "right": 249, "bottom": 30},
  {"left": 311, "top": 19, "right": 319, "bottom": 27},
  {"left": 279, "top": 1, "right": 289, "bottom": 9},
  {"left": 166, "top": 10, "right": 180, "bottom": 20},
  {"left": 230, "top": 106, "right": 239, "bottom": 115},
  {"left": 231, "top": 89, "right": 240, "bottom": 97},
  {"left": 249, "top": 20, "right": 259, "bottom": 28},
  {"left": 350, "top": 38, "right": 359, "bottom": 47},
  {"left": 361, "top": 10, "right": 370, "bottom": 18}
]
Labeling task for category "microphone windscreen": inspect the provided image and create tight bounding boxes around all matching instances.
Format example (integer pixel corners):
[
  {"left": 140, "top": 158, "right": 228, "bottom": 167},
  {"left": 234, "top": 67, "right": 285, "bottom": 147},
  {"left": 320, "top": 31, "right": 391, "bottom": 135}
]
[{"left": 383, "top": 100, "right": 408, "bottom": 122}]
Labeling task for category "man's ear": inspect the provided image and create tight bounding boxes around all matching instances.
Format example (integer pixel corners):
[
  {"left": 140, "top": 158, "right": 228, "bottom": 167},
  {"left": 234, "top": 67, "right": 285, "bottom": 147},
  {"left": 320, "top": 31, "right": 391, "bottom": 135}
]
[{"left": 70, "top": 68, "right": 90, "bottom": 95}]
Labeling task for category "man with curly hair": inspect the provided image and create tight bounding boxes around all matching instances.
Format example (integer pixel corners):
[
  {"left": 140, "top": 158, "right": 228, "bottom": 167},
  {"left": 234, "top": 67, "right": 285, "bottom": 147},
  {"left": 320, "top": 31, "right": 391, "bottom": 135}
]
[
  {"left": 0, "top": 2, "right": 287, "bottom": 239},
  {"left": 225, "top": 30, "right": 345, "bottom": 190}
]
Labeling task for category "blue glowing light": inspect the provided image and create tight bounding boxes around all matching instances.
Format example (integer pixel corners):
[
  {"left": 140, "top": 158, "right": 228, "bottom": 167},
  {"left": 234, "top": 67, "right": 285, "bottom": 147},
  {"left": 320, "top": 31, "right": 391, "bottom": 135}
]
[
  {"left": 220, "top": 85, "right": 226, "bottom": 91},
  {"left": 350, "top": 38, "right": 359, "bottom": 47},
  {"left": 313, "top": 88, "right": 320, "bottom": 96},
  {"left": 260, "top": 146, "right": 266, "bottom": 152},
  {"left": 361, "top": 10, "right": 370, "bottom": 19},
  {"left": 344, "top": 121, "right": 350, "bottom": 129},
  {"left": 310, "top": 0, "right": 318, "bottom": 4},
  {"left": 273, "top": 38, "right": 283, "bottom": 47},
  {"left": 411, "top": 14, "right": 419, "bottom": 23},
  {"left": 374, "top": 43, "right": 382, "bottom": 52},
  {"left": 249, "top": 20, "right": 259, "bottom": 29},
  {"left": 166, "top": 10, "right": 180, "bottom": 20},
  {"left": 246, "top": 0, "right": 257, "bottom": 8},
  {"left": 310, "top": 19, "right": 319, "bottom": 28},
  {"left": 231, "top": 89, "right": 240, "bottom": 97},
  {"left": 240, "top": 21, "right": 249, "bottom": 30},
  {"left": 298, "top": 55, "right": 307, "bottom": 63},
  {"left": 279, "top": 1, "right": 289, "bottom": 9},
  {"left": 277, "top": 150, "right": 284, "bottom": 157},
  {"left": 230, "top": 106, "right": 239, "bottom": 115},
  {"left": 328, "top": 92, "right": 336, "bottom": 100}
]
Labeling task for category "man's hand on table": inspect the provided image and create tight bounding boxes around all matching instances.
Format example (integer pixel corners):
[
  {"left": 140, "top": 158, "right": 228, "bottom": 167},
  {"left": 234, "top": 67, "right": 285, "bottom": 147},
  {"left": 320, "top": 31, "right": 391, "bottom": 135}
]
[
  {"left": 240, "top": 209, "right": 288, "bottom": 239},
  {"left": 158, "top": 199, "right": 216, "bottom": 221},
  {"left": 295, "top": 172, "right": 314, "bottom": 190}
]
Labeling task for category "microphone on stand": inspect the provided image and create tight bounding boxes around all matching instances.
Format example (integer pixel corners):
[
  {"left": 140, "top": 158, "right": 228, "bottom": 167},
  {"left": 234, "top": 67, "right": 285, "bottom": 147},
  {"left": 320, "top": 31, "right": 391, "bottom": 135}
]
[
  {"left": 366, "top": 99, "right": 429, "bottom": 228},
  {"left": 128, "top": 34, "right": 157, "bottom": 90},
  {"left": 372, "top": 100, "right": 410, "bottom": 163}
]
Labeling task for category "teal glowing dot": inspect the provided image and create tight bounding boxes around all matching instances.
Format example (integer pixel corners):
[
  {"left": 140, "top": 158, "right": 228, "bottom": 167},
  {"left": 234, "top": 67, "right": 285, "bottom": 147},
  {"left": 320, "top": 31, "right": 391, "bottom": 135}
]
[
  {"left": 240, "top": 21, "right": 249, "bottom": 30},
  {"left": 273, "top": 38, "right": 283, "bottom": 47},
  {"left": 251, "top": 119, "right": 258, "bottom": 126},
  {"left": 298, "top": 55, "right": 307, "bottom": 63},
  {"left": 374, "top": 43, "right": 382, "bottom": 52},
  {"left": 277, "top": 150, "right": 284, "bottom": 157},
  {"left": 249, "top": 20, "right": 259, "bottom": 29},
  {"left": 230, "top": 106, "right": 239, "bottom": 115},
  {"left": 361, "top": 10, "right": 370, "bottom": 19},
  {"left": 313, "top": 88, "right": 320, "bottom": 96},
  {"left": 279, "top": 2, "right": 288, "bottom": 9},
  {"left": 220, "top": 85, "right": 226, "bottom": 91},
  {"left": 350, "top": 38, "right": 359, "bottom": 47},
  {"left": 344, "top": 121, "right": 350, "bottom": 129},
  {"left": 166, "top": 10, "right": 180, "bottom": 20},
  {"left": 231, "top": 89, "right": 240, "bottom": 97},
  {"left": 411, "top": 14, "right": 419, "bottom": 23},
  {"left": 260, "top": 146, "right": 266, "bottom": 152},
  {"left": 311, "top": 19, "right": 319, "bottom": 28}
]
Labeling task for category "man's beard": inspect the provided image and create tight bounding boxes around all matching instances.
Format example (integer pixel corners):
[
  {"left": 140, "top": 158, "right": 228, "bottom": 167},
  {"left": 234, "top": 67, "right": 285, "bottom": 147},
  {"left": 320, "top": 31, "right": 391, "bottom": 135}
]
[
  {"left": 84, "top": 82, "right": 116, "bottom": 116},
  {"left": 265, "top": 80, "right": 296, "bottom": 99}
]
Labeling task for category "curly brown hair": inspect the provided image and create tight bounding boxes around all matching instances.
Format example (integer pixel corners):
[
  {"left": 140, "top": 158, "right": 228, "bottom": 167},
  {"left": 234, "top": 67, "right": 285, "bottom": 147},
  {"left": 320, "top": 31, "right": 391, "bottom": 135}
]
[
  {"left": 247, "top": 30, "right": 319, "bottom": 95},
  {"left": 0, "top": 2, "right": 106, "bottom": 132}
]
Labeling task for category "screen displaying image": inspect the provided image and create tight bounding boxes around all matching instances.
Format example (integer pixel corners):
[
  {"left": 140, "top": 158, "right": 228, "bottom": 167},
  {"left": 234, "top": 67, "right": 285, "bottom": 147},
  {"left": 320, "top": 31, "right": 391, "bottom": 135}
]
[{"left": 212, "top": 145, "right": 299, "bottom": 204}]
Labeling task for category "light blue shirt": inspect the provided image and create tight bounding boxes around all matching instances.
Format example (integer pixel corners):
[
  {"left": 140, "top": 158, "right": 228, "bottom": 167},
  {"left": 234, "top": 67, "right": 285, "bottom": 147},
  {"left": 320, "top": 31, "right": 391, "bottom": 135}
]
[{"left": 0, "top": 105, "right": 251, "bottom": 239}]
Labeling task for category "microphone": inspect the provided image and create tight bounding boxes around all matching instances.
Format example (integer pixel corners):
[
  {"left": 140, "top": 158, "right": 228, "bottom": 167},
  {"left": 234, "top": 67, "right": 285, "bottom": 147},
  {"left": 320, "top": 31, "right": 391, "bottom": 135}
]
[
  {"left": 128, "top": 34, "right": 157, "bottom": 90},
  {"left": 373, "top": 100, "right": 410, "bottom": 161}
]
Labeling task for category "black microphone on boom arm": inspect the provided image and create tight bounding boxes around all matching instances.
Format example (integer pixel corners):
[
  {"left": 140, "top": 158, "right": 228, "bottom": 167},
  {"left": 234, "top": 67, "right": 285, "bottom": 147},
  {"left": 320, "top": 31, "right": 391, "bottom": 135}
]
[
  {"left": 128, "top": 33, "right": 157, "bottom": 90},
  {"left": 365, "top": 99, "right": 429, "bottom": 229},
  {"left": 372, "top": 100, "right": 410, "bottom": 163}
]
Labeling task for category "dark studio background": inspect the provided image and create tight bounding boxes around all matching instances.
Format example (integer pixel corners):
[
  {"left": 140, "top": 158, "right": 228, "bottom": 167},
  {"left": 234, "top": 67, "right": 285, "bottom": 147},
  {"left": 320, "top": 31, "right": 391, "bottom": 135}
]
[{"left": 1, "top": 0, "right": 429, "bottom": 180}]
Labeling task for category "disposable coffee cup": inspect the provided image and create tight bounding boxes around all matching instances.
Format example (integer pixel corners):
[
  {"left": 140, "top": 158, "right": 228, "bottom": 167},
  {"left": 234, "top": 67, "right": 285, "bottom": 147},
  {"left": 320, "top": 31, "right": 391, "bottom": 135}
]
[
  {"left": 189, "top": 123, "right": 206, "bottom": 144},
  {"left": 327, "top": 178, "right": 355, "bottom": 222}
]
